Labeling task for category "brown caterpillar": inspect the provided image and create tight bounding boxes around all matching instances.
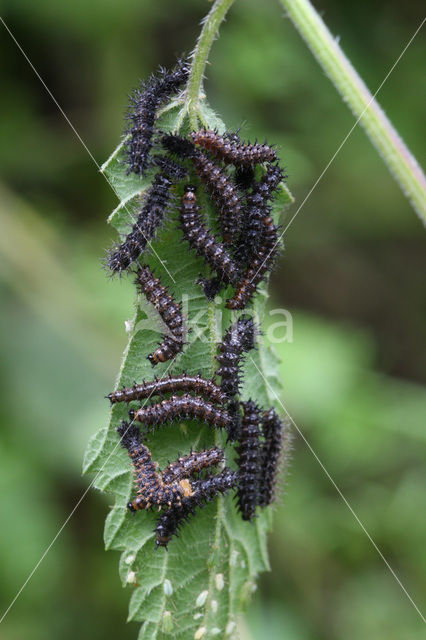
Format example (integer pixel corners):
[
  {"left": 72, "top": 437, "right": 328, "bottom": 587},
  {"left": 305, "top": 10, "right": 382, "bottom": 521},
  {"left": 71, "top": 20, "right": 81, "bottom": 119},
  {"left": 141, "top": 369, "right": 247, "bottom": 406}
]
[
  {"left": 161, "top": 134, "right": 242, "bottom": 244},
  {"left": 179, "top": 185, "right": 241, "bottom": 286},
  {"left": 117, "top": 422, "right": 187, "bottom": 510},
  {"left": 135, "top": 265, "right": 187, "bottom": 365},
  {"left": 161, "top": 447, "right": 224, "bottom": 484},
  {"left": 117, "top": 422, "right": 231, "bottom": 546},
  {"left": 129, "top": 395, "right": 233, "bottom": 432},
  {"left": 190, "top": 152, "right": 243, "bottom": 243},
  {"left": 108, "top": 373, "right": 226, "bottom": 405},
  {"left": 190, "top": 129, "right": 277, "bottom": 167}
]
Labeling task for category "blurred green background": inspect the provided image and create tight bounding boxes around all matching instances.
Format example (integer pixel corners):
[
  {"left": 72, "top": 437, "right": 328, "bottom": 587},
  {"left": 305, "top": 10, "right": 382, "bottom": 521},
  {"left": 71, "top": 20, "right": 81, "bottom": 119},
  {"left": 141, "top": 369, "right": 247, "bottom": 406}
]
[{"left": 0, "top": 0, "right": 425, "bottom": 638}]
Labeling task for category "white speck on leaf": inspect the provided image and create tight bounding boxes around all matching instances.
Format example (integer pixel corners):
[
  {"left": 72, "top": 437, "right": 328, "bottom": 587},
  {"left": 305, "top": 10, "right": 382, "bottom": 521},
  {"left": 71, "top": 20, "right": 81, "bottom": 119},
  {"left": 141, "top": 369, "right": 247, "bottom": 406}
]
[
  {"left": 196, "top": 590, "right": 208, "bottom": 607},
  {"left": 163, "top": 579, "right": 173, "bottom": 596},
  {"left": 126, "top": 570, "right": 136, "bottom": 584},
  {"left": 215, "top": 574, "right": 224, "bottom": 591},
  {"left": 226, "top": 621, "right": 236, "bottom": 636}
]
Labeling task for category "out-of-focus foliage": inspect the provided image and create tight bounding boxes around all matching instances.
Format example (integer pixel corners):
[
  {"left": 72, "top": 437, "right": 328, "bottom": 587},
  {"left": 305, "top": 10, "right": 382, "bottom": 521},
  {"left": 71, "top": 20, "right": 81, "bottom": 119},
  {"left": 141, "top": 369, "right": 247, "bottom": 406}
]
[{"left": 0, "top": 1, "right": 424, "bottom": 639}]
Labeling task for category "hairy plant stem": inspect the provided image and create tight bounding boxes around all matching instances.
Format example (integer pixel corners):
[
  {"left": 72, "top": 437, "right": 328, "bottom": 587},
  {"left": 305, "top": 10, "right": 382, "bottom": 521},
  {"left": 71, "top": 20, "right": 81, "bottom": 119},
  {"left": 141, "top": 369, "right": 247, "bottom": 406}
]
[
  {"left": 186, "top": 0, "right": 236, "bottom": 130},
  {"left": 279, "top": 0, "right": 426, "bottom": 222}
]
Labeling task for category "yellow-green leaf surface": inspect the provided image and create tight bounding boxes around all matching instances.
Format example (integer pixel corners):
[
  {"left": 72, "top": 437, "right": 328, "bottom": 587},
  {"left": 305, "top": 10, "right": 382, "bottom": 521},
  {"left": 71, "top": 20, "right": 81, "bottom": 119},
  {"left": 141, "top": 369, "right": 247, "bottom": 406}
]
[{"left": 83, "top": 101, "right": 293, "bottom": 639}]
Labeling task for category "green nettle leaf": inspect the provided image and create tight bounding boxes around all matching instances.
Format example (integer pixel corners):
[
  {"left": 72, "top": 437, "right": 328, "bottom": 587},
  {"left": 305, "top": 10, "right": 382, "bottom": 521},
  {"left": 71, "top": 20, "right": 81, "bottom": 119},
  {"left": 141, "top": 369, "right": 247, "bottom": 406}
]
[{"left": 83, "top": 100, "right": 293, "bottom": 639}]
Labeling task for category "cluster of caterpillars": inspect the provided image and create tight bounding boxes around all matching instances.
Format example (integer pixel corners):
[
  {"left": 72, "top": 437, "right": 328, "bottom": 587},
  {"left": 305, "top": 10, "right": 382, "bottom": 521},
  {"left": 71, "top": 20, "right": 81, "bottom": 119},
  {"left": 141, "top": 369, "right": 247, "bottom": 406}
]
[
  {"left": 110, "top": 316, "right": 287, "bottom": 547},
  {"left": 105, "top": 58, "right": 289, "bottom": 548}
]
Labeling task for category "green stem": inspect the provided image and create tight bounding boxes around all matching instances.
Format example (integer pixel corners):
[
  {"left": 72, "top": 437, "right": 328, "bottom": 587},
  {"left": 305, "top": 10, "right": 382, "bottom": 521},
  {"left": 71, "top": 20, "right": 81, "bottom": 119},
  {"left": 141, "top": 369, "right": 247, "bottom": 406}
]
[
  {"left": 186, "top": 0, "right": 236, "bottom": 130},
  {"left": 279, "top": 0, "right": 426, "bottom": 223}
]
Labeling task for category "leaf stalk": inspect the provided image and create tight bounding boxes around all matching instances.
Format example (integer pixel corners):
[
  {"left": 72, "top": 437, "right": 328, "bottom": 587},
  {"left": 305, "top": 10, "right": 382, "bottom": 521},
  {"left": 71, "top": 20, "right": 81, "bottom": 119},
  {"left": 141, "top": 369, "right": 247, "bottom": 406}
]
[{"left": 186, "top": 0, "right": 236, "bottom": 130}]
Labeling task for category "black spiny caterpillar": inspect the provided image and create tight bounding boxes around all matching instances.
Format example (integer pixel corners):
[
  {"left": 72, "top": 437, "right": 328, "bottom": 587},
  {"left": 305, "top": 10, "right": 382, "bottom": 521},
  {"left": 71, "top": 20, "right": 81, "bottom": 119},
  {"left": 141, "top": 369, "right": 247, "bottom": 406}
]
[
  {"left": 235, "top": 400, "right": 262, "bottom": 521},
  {"left": 155, "top": 468, "right": 239, "bottom": 548},
  {"left": 235, "top": 162, "right": 284, "bottom": 266},
  {"left": 258, "top": 409, "right": 287, "bottom": 507},
  {"left": 106, "top": 159, "right": 186, "bottom": 275},
  {"left": 216, "top": 315, "right": 258, "bottom": 398},
  {"left": 125, "top": 58, "right": 189, "bottom": 176},
  {"left": 227, "top": 216, "right": 279, "bottom": 310}
]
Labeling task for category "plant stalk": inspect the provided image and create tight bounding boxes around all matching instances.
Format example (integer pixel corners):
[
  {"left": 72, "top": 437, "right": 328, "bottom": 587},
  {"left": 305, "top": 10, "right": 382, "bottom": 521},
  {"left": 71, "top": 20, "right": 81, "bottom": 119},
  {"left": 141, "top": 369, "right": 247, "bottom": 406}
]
[
  {"left": 186, "top": 0, "right": 236, "bottom": 130},
  {"left": 279, "top": 0, "right": 426, "bottom": 222}
]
